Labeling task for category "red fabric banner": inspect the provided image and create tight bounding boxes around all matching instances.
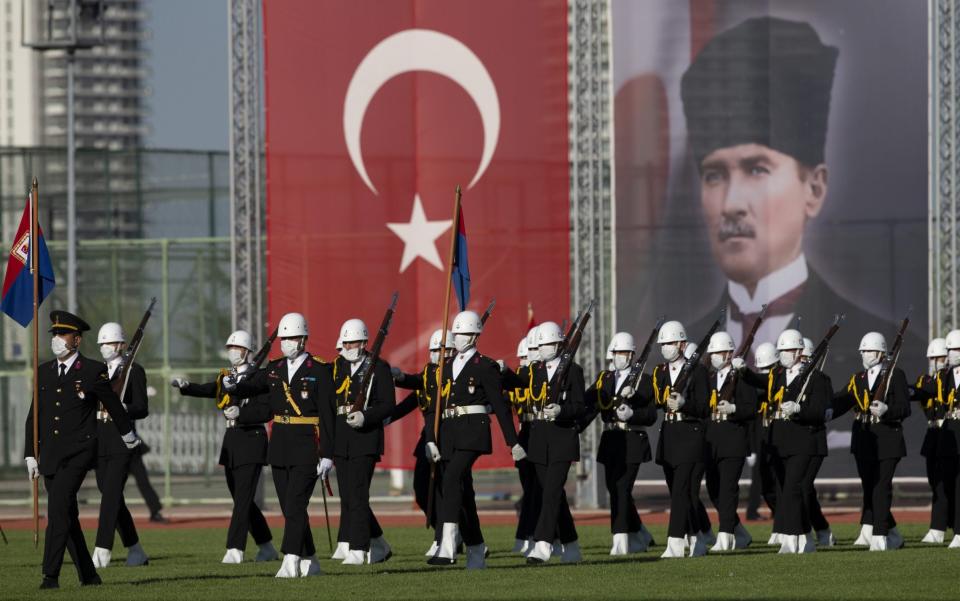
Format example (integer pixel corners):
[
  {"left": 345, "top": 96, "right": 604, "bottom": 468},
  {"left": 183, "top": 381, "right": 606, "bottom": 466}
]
[{"left": 262, "top": 0, "right": 570, "bottom": 468}]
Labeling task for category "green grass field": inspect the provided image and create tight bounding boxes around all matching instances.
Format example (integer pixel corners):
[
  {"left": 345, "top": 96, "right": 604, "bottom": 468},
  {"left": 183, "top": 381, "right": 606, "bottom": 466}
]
[{"left": 1, "top": 522, "right": 957, "bottom": 600}]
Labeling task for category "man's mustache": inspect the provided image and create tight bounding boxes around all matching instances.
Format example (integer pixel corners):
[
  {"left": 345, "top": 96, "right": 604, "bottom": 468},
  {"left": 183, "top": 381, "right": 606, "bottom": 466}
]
[{"left": 717, "top": 217, "right": 756, "bottom": 242}]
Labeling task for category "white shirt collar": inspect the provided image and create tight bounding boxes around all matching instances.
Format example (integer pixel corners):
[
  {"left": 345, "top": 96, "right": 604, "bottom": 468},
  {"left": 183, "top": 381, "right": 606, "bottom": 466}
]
[
  {"left": 286, "top": 352, "right": 308, "bottom": 382},
  {"left": 546, "top": 356, "right": 561, "bottom": 380},
  {"left": 453, "top": 347, "right": 477, "bottom": 379},
  {"left": 107, "top": 356, "right": 123, "bottom": 379},
  {"left": 728, "top": 253, "right": 807, "bottom": 314},
  {"left": 614, "top": 367, "right": 630, "bottom": 387},
  {"left": 57, "top": 352, "right": 79, "bottom": 373}
]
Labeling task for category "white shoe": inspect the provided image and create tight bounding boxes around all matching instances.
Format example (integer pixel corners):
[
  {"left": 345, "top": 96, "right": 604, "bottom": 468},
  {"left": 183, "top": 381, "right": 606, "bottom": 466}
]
[
  {"left": 921, "top": 529, "right": 945, "bottom": 544},
  {"left": 299, "top": 555, "right": 322, "bottom": 576},
  {"left": 527, "top": 540, "right": 553, "bottom": 563},
  {"left": 465, "top": 544, "right": 487, "bottom": 569},
  {"left": 853, "top": 524, "right": 873, "bottom": 546},
  {"left": 125, "top": 542, "right": 149, "bottom": 567},
  {"left": 255, "top": 542, "right": 278, "bottom": 562},
  {"left": 869, "top": 535, "right": 888, "bottom": 551},
  {"left": 682, "top": 534, "right": 690, "bottom": 549},
  {"left": 660, "top": 536, "right": 686, "bottom": 559},
  {"left": 331, "top": 541, "right": 348, "bottom": 560},
  {"left": 610, "top": 533, "right": 629, "bottom": 556},
  {"left": 734, "top": 523, "right": 752, "bottom": 549},
  {"left": 92, "top": 547, "right": 112, "bottom": 568},
  {"left": 887, "top": 527, "right": 904, "bottom": 550},
  {"left": 276, "top": 554, "right": 300, "bottom": 578},
  {"left": 221, "top": 548, "right": 244, "bottom": 564},
  {"left": 512, "top": 538, "right": 525, "bottom": 552},
  {"left": 367, "top": 536, "right": 392, "bottom": 564},
  {"left": 798, "top": 532, "right": 817, "bottom": 554},
  {"left": 561, "top": 540, "right": 582, "bottom": 563},
  {"left": 949, "top": 534, "right": 960, "bottom": 548},
  {"left": 519, "top": 538, "right": 533, "bottom": 555},
  {"left": 778, "top": 535, "right": 799, "bottom": 554},
  {"left": 699, "top": 529, "right": 716, "bottom": 547},
  {"left": 688, "top": 534, "right": 707, "bottom": 557},
  {"left": 437, "top": 523, "right": 459, "bottom": 561},
  {"left": 341, "top": 550, "right": 365, "bottom": 565},
  {"left": 711, "top": 532, "right": 736, "bottom": 552},
  {"left": 767, "top": 532, "right": 782, "bottom": 546},
  {"left": 816, "top": 529, "right": 835, "bottom": 547},
  {"left": 424, "top": 541, "right": 439, "bottom": 557},
  {"left": 551, "top": 539, "right": 564, "bottom": 557},
  {"left": 627, "top": 530, "right": 649, "bottom": 553}
]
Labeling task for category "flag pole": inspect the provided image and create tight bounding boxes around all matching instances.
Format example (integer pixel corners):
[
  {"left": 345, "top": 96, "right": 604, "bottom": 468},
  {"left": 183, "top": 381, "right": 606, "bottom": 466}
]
[
  {"left": 425, "top": 185, "right": 462, "bottom": 528},
  {"left": 30, "top": 177, "right": 39, "bottom": 548}
]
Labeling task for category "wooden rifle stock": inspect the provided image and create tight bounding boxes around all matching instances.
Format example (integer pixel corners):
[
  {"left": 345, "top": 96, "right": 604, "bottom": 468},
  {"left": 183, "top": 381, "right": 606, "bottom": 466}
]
[{"left": 348, "top": 292, "right": 399, "bottom": 414}]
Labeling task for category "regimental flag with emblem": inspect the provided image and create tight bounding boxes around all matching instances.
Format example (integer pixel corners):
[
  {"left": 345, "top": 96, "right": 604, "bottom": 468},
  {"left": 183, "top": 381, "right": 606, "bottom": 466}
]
[{"left": 1, "top": 194, "right": 55, "bottom": 326}]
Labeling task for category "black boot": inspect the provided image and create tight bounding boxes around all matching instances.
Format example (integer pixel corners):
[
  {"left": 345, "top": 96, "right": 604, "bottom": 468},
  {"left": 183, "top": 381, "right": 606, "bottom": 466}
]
[{"left": 39, "top": 576, "right": 59, "bottom": 590}]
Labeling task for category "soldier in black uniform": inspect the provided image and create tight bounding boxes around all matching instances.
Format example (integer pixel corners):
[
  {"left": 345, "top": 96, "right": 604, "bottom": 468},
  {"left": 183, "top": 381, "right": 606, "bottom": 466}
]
[
  {"left": 171, "top": 329, "right": 277, "bottom": 564},
  {"left": 832, "top": 331, "right": 910, "bottom": 551},
  {"left": 640, "top": 320, "right": 711, "bottom": 558},
  {"left": 913, "top": 338, "right": 951, "bottom": 544},
  {"left": 702, "top": 331, "right": 756, "bottom": 551},
  {"left": 765, "top": 328, "right": 831, "bottom": 554},
  {"left": 91, "top": 322, "right": 150, "bottom": 568},
  {"left": 329, "top": 318, "right": 395, "bottom": 565},
  {"left": 223, "top": 312, "right": 333, "bottom": 578},
  {"left": 24, "top": 311, "right": 141, "bottom": 590},
  {"left": 582, "top": 332, "right": 657, "bottom": 556},
  {"left": 426, "top": 310, "right": 525, "bottom": 569}
]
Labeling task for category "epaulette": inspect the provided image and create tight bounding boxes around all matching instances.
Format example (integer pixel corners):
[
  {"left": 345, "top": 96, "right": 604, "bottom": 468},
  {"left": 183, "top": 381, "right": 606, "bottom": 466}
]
[
  {"left": 312, "top": 354, "right": 328, "bottom": 364},
  {"left": 269, "top": 356, "right": 284, "bottom": 364}
]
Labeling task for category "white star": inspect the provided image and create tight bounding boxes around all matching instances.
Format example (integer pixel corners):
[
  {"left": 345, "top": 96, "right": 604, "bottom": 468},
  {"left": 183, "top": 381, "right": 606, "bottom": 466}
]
[{"left": 386, "top": 194, "right": 452, "bottom": 273}]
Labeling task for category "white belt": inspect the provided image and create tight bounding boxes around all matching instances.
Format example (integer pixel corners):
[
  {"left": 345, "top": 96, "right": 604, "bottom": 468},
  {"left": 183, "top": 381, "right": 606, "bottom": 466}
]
[
  {"left": 337, "top": 406, "right": 352, "bottom": 416},
  {"left": 96, "top": 411, "right": 112, "bottom": 422},
  {"left": 855, "top": 412, "right": 880, "bottom": 425},
  {"left": 710, "top": 413, "right": 729, "bottom": 423},
  {"left": 442, "top": 404, "right": 490, "bottom": 419},
  {"left": 929, "top": 419, "right": 945, "bottom": 429},
  {"left": 521, "top": 412, "right": 539, "bottom": 423},
  {"left": 225, "top": 419, "right": 237, "bottom": 429},
  {"left": 946, "top": 410, "right": 960, "bottom": 421},
  {"left": 603, "top": 421, "right": 641, "bottom": 432}
]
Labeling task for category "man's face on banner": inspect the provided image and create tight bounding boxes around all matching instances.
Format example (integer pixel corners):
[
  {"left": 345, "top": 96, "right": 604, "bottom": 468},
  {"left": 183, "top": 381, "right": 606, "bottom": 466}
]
[{"left": 699, "top": 143, "right": 828, "bottom": 290}]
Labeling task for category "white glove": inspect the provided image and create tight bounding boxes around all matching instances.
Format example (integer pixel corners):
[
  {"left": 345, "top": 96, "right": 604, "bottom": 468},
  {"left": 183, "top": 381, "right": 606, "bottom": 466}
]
[
  {"left": 745, "top": 452, "right": 757, "bottom": 468},
  {"left": 666, "top": 392, "right": 685, "bottom": 412},
  {"left": 870, "top": 401, "right": 889, "bottom": 418},
  {"left": 346, "top": 411, "right": 365, "bottom": 429},
  {"left": 717, "top": 400, "right": 736, "bottom": 415},
  {"left": 25, "top": 457, "right": 39, "bottom": 480},
  {"left": 781, "top": 401, "right": 801, "bottom": 418},
  {"left": 317, "top": 457, "right": 333, "bottom": 480},
  {"left": 391, "top": 366, "right": 403, "bottom": 381},
  {"left": 511, "top": 444, "right": 527, "bottom": 461},
  {"left": 542, "top": 403, "right": 561, "bottom": 420},
  {"left": 223, "top": 406, "right": 240, "bottom": 420},
  {"left": 731, "top": 357, "right": 746, "bottom": 370},
  {"left": 620, "top": 385, "right": 635, "bottom": 399},
  {"left": 497, "top": 359, "right": 506, "bottom": 372},
  {"left": 170, "top": 377, "right": 188, "bottom": 389},
  {"left": 121, "top": 430, "right": 142, "bottom": 450},
  {"left": 222, "top": 374, "right": 238, "bottom": 391},
  {"left": 426, "top": 442, "right": 441, "bottom": 463},
  {"left": 616, "top": 404, "right": 634, "bottom": 421}
]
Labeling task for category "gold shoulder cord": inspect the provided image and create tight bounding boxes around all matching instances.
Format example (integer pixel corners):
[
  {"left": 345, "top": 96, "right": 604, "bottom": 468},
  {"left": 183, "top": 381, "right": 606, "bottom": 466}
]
[
  {"left": 528, "top": 364, "right": 546, "bottom": 410},
  {"left": 281, "top": 381, "right": 303, "bottom": 416},
  {"left": 846, "top": 374, "right": 869, "bottom": 413},
  {"left": 215, "top": 368, "right": 232, "bottom": 409},
  {"left": 596, "top": 371, "right": 615, "bottom": 411},
  {"left": 768, "top": 369, "right": 784, "bottom": 407},
  {"left": 652, "top": 366, "right": 663, "bottom": 406}
]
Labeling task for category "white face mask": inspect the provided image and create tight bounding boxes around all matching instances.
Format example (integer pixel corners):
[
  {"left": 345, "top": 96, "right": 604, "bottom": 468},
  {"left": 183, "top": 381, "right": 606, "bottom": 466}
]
[
  {"left": 228, "top": 348, "right": 247, "bottom": 367},
  {"left": 527, "top": 348, "right": 540, "bottom": 362},
  {"left": 780, "top": 350, "right": 799, "bottom": 369},
  {"left": 710, "top": 353, "right": 727, "bottom": 370},
  {"left": 519, "top": 358, "right": 529, "bottom": 367},
  {"left": 100, "top": 343, "right": 120, "bottom": 362},
  {"left": 280, "top": 338, "right": 302, "bottom": 360},
  {"left": 661, "top": 343, "right": 680, "bottom": 362},
  {"left": 950, "top": 350, "right": 960, "bottom": 368},
  {"left": 861, "top": 351, "right": 882, "bottom": 371},
  {"left": 931, "top": 357, "right": 947, "bottom": 375},
  {"left": 51, "top": 336, "right": 72, "bottom": 359},
  {"left": 429, "top": 350, "right": 440, "bottom": 364},
  {"left": 340, "top": 347, "right": 362, "bottom": 363},
  {"left": 454, "top": 334, "right": 475, "bottom": 353},
  {"left": 539, "top": 343, "right": 558, "bottom": 362},
  {"left": 612, "top": 354, "right": 631, "bottom": 371}
]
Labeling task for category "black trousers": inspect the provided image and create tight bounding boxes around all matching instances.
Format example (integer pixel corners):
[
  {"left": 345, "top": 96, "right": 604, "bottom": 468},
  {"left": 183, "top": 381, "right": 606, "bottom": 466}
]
[
  {"left": 803, "top": 455, "right": 830, "bottom": 532},
  {"left": 272, "top": 464, "right": 317, "bottom": 557},
  {"left": 128, "top": 451, "right": 162, "bottom": 515},
  {"left": 944, "top": 455, "right": 960, "bottom": 532},
  {"left": 663, "top": 462, "right": 701, "bottom": 538},
  {"left": 437, "top": 449, "right": 484, "bottom": 545},
  {"left": 515, "top": 458, "right": 542, "bottom": 540},
  {"left": 692, "top": 462, "right": 711, "bottom": 533},
  {"left": 706, "top": 456, "right": 745, "bottom": 533},
  {"left": 94, "top": 453, "right": 139, "bottom": 550},
  {"left": 926, "top": 454, "right": 951, "bottom": 531},
  {"left": 334, "top": 455, "right": 383, "bottom": 551},
  {"left": 42, "top": 455, "right": 97, "bottom": 580},
  {"left": 604, "top": 460, "right": 642, "bottom": 534},
  {"left": 772, "top": 454, "right": 812, "bottom": 535},
  {"left": 854, "top": 453, "right": 899, "bottom": 535},
  {"left": 225, "top": 463, "right": 272, "bottom": 549},
  {"left": 533, "top": 462, "right": 577, "bottom": 544}
]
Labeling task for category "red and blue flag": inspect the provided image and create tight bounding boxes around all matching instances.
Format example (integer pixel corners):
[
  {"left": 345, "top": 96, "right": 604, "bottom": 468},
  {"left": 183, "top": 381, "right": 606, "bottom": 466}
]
[
  {"left": 452, "top": 205, "right": 470, "bottom": 312},
  {"left": 1, "top": 195, "right": 55, "bottom": 326}
]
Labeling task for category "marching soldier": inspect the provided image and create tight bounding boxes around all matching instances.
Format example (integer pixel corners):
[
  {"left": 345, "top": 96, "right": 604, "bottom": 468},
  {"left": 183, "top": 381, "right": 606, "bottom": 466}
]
[
  {"left": 766, "top": 329, "right": 831, "bottom": 554},
  {"left": 24, "top": 311, "right": 141, "bottom": 590},
  {"left": 223, "top": 312, "right": 333, "bottom": 578},
  {"left": 639, "top": 320, "right": 711, "bottom": 558},
  {"left": 426, "top": 310, "right": 525, "bottom": 569},
  {"left": 914, "top": 338, "right": 951, "bottom": 543},
  {"left": 524, "top": 322, "right": 586, "bottom": 564},
  {"left": 832, "top": 332, "right": 910, "bottom": 551},
  {"left": 926, "top": 329, "right": 960, "bottom": 547},
  {"left": 703, "top": 331, "right": 756, "bottom": 551},
  {"left": 801, "top": 338, "right": 835, "bottom": 546},
  {"left": 329, "top": 318, "right": 395, "bottom": 565},
  {"left": 171, "top": 330, "right": 277, "bottom": 564},
  {"left": 91, "top": 322, "right": 150, "bottom": 568},
  {"left": 582, "top": 332, "right": 657, "bottom": 555}
]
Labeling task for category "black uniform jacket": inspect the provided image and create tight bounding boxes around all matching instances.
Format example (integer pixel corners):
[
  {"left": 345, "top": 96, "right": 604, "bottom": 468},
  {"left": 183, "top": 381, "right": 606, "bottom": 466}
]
[
  {"left": 390, "top": 363, "right": 440, "bottom": 457},
  {"left": 331, "top": 354, "right": 395, "bottom": 458},
  {"left": 918, "top": 367, "right": 960, "bottom": 457},
  {"left": 525, "top": 359, "right": 585, "bottom": 465},
  {"left": 765, "top": 366, "right": 830, "bottom": 458},
  {"left": 912, "top": 373, "right": 944, "bottom": 458},
  {"left": 98, "top": 362, "right": 149, "bottom": 457},
  {"left": 832, "top": 367, "right": 910, "bottom": 460},
  {"left": 704, "top": 367, "right": 757, "bottom": 459},
  {"left": 639, "top": 361, "right": 710, "bottom": 467},
  {"left": 583, "top": 369, "right": 657, "bottom": 465}
]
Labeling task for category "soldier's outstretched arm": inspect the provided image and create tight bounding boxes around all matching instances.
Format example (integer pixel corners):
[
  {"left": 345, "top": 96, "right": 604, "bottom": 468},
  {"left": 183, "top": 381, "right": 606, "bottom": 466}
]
[
  {"left": 483, "top": 361, "right": 518, "bottom": 447},
  {"left": 178, "top": 380, "right": 219, "bottom": 398}
]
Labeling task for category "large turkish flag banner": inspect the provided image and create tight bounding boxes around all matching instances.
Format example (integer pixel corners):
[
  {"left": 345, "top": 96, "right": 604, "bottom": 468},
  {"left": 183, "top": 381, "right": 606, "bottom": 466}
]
[{"left": 263, "top": 1, "right": 569, "bottom": 469}]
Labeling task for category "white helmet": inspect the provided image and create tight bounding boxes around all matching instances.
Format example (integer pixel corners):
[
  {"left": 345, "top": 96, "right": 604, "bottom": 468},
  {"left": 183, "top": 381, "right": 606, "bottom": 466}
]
[
  {"left": 451, "top": 311, "right": 483, "bottom": 335},
  {"left": 706, "top": 331, "right": 735, "bottom": 354},
  {"left": 946, "top": 329, "right": 960, "bottom": 350},
  {"left": 802, "top": 337, "right": 815, "bottom": 358},
  {"left": 335, "top": 336, "right": 343, "bottom": 351},
  {"left": 97, "top": 322, "right": 125, "bottom": 344},
  {"left": 526, "top": 326, "right": 540, "bottom": 349},
  {"left": 754, "top": 342, "right": 778, "bottom": 369},
  {"left": 859, "top": 332, "right": 887, "bottom": 353},
  {"left": 225, "top": 330, "right": 254, "bottom": 351},
  {"left": 278, "top": 312, "right": 308, "bottom": 337},
  {"left": 536, "top": 321, "right": 564, "bottom": 346},
  {"left": 610, "top": 332, "right": 636, "bottom": 353},
  {"left": 517, "top": 338, "right": 528, "bottom": 358},
  {"left": 657, "top": 320, "right": 687, "bottom": 344},
  {"left": 928, "top": 337, "right": 948, "bottom": 358},
  {"left": 777, "top": 329, "right": 804, "bottom": 351},
  {"left": 340, "top": 318, "right": 368, "bottom": 343},
  {"left": 428, "top": 328, "right": 455, "bottom": 350}
]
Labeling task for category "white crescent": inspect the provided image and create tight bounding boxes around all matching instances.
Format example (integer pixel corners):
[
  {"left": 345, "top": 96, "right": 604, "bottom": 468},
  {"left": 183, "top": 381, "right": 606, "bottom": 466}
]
[{"left": 343, "top": 29, "right": 500, "bottom": 194}]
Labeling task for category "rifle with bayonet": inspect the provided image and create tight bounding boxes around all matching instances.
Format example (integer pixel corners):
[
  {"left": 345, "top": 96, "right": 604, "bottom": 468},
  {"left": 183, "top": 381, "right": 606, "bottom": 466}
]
[
  {"left": 112, "top": 298, "right": 157, "bottom": 402},
  {"left": 540, "top": 300, "right": 595, "bottom": 409},
  {"left": 716, "top": 304, "right": 768, "bottom": 404},
  {"left": 668, "top": 310, "right": 725, "bottom": 403},
  {"left": 872, "top": 309, "right": 911, "bottom": 405},
  {"left": 348, "top": 292, "right": 399, "bottom": 414},
  {"left": 783, "top": 314, "right": 844, "bottom": 406},
  {"left": 479, "top": 298, "right": 496, "bottom": 326},
  {"left": 249, "top": 327, "right": 279, "bottom": 370},
  {"left": 617, "top": 317, "right": 665, "bottom": 402}
]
